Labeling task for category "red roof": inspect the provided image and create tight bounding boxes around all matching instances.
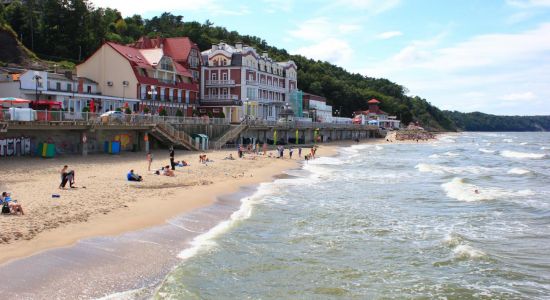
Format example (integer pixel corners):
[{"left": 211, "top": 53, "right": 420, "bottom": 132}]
[
  {"left": 107, "top": 42, "right": 151, "bottom": 69},
  {"left": 163, "top": 37, "right": 195, "bottom": 62},
  {"left": 368, "top": 98, "right": 380, "bottom": 104},
  {"left": 174, "top": 62, "right": 192, "bottom": 78}
]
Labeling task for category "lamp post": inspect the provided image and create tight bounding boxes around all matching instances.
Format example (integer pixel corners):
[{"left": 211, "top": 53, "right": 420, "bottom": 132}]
[
  {"left": 122, "top": 80, "right": 129, "bottom": 110},
  {"left": 147, "top": 85, "right": 156, "bottom": 113},
  {"left": 32, "top": 71, "right": 42, "bottom": 101}
]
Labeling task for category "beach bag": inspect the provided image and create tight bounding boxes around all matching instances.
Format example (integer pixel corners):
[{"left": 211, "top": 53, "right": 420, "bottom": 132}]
[{"left": 2, "top": 202, "right": 10, "bottom": 214}]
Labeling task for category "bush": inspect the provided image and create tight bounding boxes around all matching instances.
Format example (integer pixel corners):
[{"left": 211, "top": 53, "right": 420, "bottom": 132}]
[
  {"left": 176, "top": 109, "right": 184, "bottom": 117},
  {"left": 207, "top": 111, "right": 213, "bottom": 118},
  {"left": 125, "top": 107, "right": 132, "bottom": 114},
  {"left": 82, "top": 106, "right": 90, "bottom": 112},
  {"left": 159, "top": 108, "right": 167, "bottom": 116},
  {"left": 115, "top": 107, "right": 122, "bottom": 112},
  {"left": 143, "top": 106, "right": 150, "bottom": 114},
  {"left": 218, "top": 111, "right": 225, "bottom": 118}
]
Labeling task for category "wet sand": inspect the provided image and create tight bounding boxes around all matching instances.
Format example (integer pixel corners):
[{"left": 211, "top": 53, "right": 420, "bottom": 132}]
[{"left": 0, "top": 139, "right": 390, "bottom": 298}]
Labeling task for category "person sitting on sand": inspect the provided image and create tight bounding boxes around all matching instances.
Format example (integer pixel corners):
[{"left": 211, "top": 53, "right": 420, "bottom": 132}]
[
  {"left": 127, "top": 169, "right": 143, "bottom": 182},
  {"left": 163, "top": 165, "right": 175, "bottom": 177},
  {"left": 59, "top": 165, "right": 76, "bottom": 189},
  {"left": 1, "top": 192, "right": 24, "bottom": 215},
  {"left": 175, "top": 160, "right": 189, "bottom": 167}
]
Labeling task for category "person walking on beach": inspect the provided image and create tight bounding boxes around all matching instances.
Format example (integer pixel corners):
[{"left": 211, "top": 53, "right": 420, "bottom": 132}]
[
  {"left": 298, "top": 147, "right": 302, "bottom": 158},
  {"left": 263, "top": 143, "right": 267, "bottom": 155},
  {"left": 169, "top": 146, "right": 175, "bottom": 170},
  {"left": 289, "top": 147, "right": 294, "bottom": 159},
  {"left": 146, "top": 152, "right": 153, "bottom": 171}
]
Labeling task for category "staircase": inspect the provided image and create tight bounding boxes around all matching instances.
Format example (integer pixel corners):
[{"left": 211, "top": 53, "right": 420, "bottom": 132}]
[
  {"left": 151, "top": 123, "right": 199, "bottom": 151},
  {"left": 211, "top": 123, "right": 248, "bottom": 149}
]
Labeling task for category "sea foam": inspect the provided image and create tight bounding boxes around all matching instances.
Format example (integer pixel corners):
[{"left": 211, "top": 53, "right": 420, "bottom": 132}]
[
  {"left": 507, "top": 168, "right": 531, "bottom": 175},
  {"left": 500, "top": 150, "right": 546, "bottom": 159},
  {"left": 441, "top": 178, "right": 534, "bottom": 202},
  {"left": 478, "top": 148, "right": 496, "bottom": 154},
  {"left": 453, "top": 244, "right": 486, "bottom": 259},
  {"left": 416, "top": 164, "right": 491, "bottom": 175}
]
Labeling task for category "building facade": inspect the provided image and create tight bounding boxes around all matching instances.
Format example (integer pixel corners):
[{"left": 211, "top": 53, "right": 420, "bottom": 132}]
[
  {"left": 77, "top": 38, "right": 200, "bottom": 116},
  {"left": 302, "top": 92, "right": 333, "bottom": 123},
  {"left": 0, "top": 69, "right": 125, "bottom": 113},
  {"left": 353, "top": 98, "right": 401, "bottom": 129},
  {"left": 200, "top": 42, "right": 298, "bottom": 123}
]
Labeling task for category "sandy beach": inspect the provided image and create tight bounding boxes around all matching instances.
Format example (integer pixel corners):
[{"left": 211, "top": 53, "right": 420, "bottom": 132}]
[{"left": 0, "top": 141, "right": 376, "bottom": 265}]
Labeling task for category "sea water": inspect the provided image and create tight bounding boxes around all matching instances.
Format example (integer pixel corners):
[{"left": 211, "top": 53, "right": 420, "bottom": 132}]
[{"left": 150, "top": 132, "right": 550, "bottom": 299}]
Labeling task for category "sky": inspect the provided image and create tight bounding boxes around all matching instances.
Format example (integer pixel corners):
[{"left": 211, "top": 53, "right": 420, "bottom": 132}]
[{"left": 91, "top": 0, "right": 550, "bottom": 115}]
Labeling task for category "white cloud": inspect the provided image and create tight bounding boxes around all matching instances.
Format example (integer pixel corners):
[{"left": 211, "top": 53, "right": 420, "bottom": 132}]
[
  {"left": 292, "top": 38, "right": 354, "bottom": 66},
  {"left": 500, "top": 91, "right": 537, "bottom": 101},
  {"left": 90, "top": 0, "right": 250, "bottom": 17},
  {"left": 506, "top": 0, "right": 550, "bottom": 8},
  {"left": 331, "top": 0, "right": 401, "bottom": 14},
  {"left": 262, "top": 0, "right": 293, "bottom": 13},
  {"left": 288, "top": 17, "right": 360, "bottom": 66},
  {"left": 357, "top": 23, "right": 550, "bottom": 115},
  {"left": 376, "top": 31, "right": 403, "bottom": 39},
  {"left": 289, "top": 17, "right": 361, "bottom": 41}
]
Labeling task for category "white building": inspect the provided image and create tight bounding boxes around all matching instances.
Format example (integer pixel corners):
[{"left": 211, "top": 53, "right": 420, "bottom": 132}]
[{"left": 0, "top": 69, "right": 135, "bottom": 112}]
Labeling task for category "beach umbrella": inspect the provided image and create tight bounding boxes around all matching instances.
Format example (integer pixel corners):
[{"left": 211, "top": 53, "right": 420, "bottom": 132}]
[
  {"left": 0, "top": 97, "right": 31, "bottom": 108},
  {"left": 295, "top": 129, "right": 299, "bottom": 145},
  {"left": 273, "top": 130, "right": 277, "bottom": 146}
]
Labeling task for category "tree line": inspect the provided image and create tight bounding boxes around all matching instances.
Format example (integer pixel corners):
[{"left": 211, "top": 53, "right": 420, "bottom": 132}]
[{"left": 1, "top": 1, "right": 547, "bottom": 131}]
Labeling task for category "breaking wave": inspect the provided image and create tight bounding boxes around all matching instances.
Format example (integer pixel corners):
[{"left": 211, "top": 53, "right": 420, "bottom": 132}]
[
  {"left": 441, "top": 178, "right": 534, "bottom": 202},
  {"left": 500, "top": 150, "right": 546, "bottom": 159}
]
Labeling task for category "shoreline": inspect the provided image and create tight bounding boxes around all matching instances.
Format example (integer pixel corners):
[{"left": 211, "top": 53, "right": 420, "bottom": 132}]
[{"left": 0, "top": 140, "right": 367, "bottom": 266}]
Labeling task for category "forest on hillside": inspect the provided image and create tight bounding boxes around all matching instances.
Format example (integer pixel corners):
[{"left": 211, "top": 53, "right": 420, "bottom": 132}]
[{"left": 1, "top": 1, "right": 547, "bottom": 132}]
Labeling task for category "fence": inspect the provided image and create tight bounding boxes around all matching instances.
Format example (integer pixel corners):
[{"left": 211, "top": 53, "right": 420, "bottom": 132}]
[{"left": 0, "top": 109, "right": 229, "bottom": 126}]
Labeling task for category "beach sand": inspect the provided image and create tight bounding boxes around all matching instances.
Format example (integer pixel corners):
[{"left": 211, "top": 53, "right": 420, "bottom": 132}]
[{"left": 0, "top": 141, "right": 372, "bottom": 265}]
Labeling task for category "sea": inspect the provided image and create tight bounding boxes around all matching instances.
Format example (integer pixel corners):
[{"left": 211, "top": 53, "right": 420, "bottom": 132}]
[
  {"left": 2, "top": 132, "right": 550, "bottom": 299},
  {"left": 149, "top": 132, "right": 550, "bottom": 299}
]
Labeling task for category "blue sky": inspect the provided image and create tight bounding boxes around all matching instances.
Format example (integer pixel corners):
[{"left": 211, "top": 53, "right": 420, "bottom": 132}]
[{"left": 93, "top": 0, "right": 550, "bottom": 115}]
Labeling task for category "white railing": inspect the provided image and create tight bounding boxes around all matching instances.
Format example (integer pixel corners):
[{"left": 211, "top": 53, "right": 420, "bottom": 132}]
[
  {"left": 0, "top": 109, "right": 229, "bottom": 125},
  {"left": 202, "top": 94, "right": 239, "bottom": 101},
  {"left": 205, "top": 80, "right": 235, "bottom": 86},
  {"left": 246, "top": 80, "right": 258, "bottom": 86}
]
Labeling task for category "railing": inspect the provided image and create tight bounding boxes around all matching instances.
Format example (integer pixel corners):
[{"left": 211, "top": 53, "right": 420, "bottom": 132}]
[
  {"left": 246, "top": 80, "right": 258, "bottom": 86},
  {"left": 155, "top": 123, "right": 197, "bottom": 150},
  {"left": 205, "top": 80, "right": 235, "bottom": 86},
  {"left": 0, "top": 109, "right": 229, "bottom": 126},
  {"left": 212, "top": 122, "right": 247, "bottom": 149},
  {"left": 202, "top": 94, "right": 239, "bottom": 101}
]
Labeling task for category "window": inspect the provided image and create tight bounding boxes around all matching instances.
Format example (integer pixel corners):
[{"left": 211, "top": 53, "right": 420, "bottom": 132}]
[
  {"left": 67, "top": 83, "right": 72, "bottom": 92},
  {"left": 211, "top": 73, "right": 217, "bottom": 80},
  {"left": 222, "top": 73, "right": 228, "bottom": 80},
  {"left": 56, "top": 82, "right": 61, "bottom": 91},
  {"left": 222, "top": 59, "right": 227, "bottom": 66},
  {"left": 222, "top": 88, "right": 228, "bottom": 95},
  {"left": 87, "top": 85, "right": 92, "bottom": 93}
]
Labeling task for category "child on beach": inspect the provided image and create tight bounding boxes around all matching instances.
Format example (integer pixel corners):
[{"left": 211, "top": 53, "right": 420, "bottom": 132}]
[
  {"left": 127, "top": 170, "right": 143, "bottom": 182},
  {"left": 146, "top": 152, "right": 153, "bottom": 171}
]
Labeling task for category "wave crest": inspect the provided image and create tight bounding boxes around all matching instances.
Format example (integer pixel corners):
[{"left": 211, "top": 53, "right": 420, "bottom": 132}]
[
  {"left": 500, "top": 150, "right": 546, "bottom": 159},
  {"left": 441, "top": 178, "right": 534, "bottom": 202}
]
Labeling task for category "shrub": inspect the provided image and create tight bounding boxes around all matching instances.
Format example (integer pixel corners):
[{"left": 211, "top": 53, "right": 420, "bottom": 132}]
[
  {"left": 82, "top": 106, "right": 90, "bottom": 112},
  {"left": 176, "top": 109, "right": 184, "bottom": 117},
  {"left": 143, "top": 107, "right": 150, "bottom": 114},
  {"left": 125, "top": 107, "right": 132, "bottom": 114},
  {"left": 218, "top": 111, "right": 225, "bottom": 118},
  {"left": 159, "top": 108, "right": 167, "bottom": 116},
  {"left": 115, "top": 107, "right": 122, "bottom": 112}
]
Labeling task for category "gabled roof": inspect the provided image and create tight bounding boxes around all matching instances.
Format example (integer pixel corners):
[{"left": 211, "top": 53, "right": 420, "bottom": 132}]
[
  {"left": 163, "top": 37, "right": 196, "bottom": 62},
  {"left": 368, "top": 98, "right": 380, "bottom": 104},
  {"left": 107, "top": 42, "right": 151, "bottom": 69}
]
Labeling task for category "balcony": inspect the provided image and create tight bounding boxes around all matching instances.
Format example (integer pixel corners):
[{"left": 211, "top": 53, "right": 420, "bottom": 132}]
[
  {"left": 200, "top": 94, "right": 242, "bottom": 106},
  {"left": 246, "top": 80, "right": 258, "bottom": 86},
  {"left": 205, "top": 80, "right": 235, "bottom": 86}
]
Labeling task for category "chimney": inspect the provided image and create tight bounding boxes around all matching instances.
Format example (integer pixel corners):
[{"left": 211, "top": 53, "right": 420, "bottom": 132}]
[
  {"left": 262, "top": 52, "right": 269, "bottom": 58},
  {"left": 235, "top": 42, "right": 243, "bottom": 50},
  {"left": 212, "top": 44, "right": 218, "bottom": 51}
]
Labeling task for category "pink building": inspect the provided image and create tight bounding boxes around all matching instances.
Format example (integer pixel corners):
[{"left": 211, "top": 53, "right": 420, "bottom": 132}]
[{"left": 200, "top": 42, "right": 298, "bottom": 123}]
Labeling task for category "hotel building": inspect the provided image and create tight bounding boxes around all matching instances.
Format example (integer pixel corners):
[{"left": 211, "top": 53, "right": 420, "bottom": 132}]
[{"left": 200, "top": 42, "right": 298, "bottom": 123}]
